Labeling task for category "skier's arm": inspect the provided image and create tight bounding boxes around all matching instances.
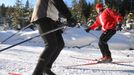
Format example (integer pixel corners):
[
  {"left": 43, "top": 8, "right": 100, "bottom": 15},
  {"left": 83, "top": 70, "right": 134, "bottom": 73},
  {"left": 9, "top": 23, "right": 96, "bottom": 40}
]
[
  {"left": 53, "top": 0, "right": 77, "bottom": 27},
  {"left": 108, "top": 9, "right": 123, "bottom": 31},
  {"left": 106, "top": 8, "right": 123, "bottom": 22},
  {"left": 53, "top": 0, "right": 72, "bottom": 19},
  {"left": 90, "top": 17, "right": 101, "bottom": 30}
]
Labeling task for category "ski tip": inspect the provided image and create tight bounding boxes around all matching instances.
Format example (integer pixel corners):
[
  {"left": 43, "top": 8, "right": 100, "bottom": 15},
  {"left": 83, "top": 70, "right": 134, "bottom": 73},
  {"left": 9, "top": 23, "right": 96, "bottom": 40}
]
[{"left": 8, "top": 72, "right": 22, "bottom": 75}]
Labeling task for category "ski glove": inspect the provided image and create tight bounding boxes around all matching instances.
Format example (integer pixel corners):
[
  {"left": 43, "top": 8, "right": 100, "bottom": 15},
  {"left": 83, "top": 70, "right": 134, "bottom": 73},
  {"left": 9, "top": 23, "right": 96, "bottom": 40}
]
[
  {"left": 85, "top": 28, "right": 91, "bottom": 32},
  {"left": 67, "top": 18, "right": 77, "bottom": 27},
  {"left": 116, "top": 22, "right": 122, "bottom": 31}
]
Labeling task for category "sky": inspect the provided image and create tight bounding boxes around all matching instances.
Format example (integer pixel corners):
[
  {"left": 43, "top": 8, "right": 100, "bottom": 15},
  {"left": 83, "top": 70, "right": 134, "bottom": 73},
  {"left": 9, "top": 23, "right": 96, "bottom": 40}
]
[{"left": 0, "top": 0, "right": 94, "bottom": 7}]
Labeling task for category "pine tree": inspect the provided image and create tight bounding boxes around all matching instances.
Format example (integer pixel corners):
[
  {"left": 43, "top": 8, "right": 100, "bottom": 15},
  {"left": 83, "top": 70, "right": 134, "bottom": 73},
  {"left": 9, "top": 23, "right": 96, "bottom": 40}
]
[
  {"left": 11, "top": 0, "right": 25, "bottom": 30},
  {"left": 100, "top": 0, "right": 104, "bottom": 3},
  {"left": 24, "top": 0, "right": 33, "bottom": 27},
  {"left": 78, "top": 0, "right": 92, "bottom": 23},
  {"left": 0, "top": 3, "right": 6, "bottom": 17},
  {"left": 25, "top": 0, "right": 29, "bottom": 9},
  {"left": 71, "top": 0, "right": 93, "bottom": 24},
  {"left": 71, "top": 0, "right": 80, "bottom": 21}
]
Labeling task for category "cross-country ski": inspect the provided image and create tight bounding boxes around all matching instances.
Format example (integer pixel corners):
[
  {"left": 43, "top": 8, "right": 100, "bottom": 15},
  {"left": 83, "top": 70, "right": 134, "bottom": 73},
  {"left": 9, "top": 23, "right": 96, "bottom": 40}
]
[
  {"left": 64, "top": 56, "right": 134, "bottom": 69},
  {"left": 8, "top": 72, "right": 22, "bottom": 75}
]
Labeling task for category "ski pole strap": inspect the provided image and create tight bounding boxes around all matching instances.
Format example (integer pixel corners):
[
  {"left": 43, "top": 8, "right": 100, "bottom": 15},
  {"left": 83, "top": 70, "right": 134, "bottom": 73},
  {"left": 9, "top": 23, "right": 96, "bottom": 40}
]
[
  {"left": 0, "top": 25, "right": 66, "bottom": 52},
  {"left": 0, "top": 23, "right": 34, "bottom": 44}
]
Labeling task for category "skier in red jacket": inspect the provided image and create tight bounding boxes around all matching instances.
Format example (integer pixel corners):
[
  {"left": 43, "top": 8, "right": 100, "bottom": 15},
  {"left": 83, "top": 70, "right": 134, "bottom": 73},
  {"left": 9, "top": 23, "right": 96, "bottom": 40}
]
[{"left": 85, "top": 3, "right": 123, "bottom": 63}]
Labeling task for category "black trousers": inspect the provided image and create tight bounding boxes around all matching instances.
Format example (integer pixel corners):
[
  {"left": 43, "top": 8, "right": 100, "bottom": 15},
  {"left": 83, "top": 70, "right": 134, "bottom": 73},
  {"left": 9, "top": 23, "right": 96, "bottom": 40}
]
[
  {"left": 98, "top": 30, "right": 116, "bottom": 57},
  {"left": 32, "top": 17, "right": 64, "bottom": 75}
]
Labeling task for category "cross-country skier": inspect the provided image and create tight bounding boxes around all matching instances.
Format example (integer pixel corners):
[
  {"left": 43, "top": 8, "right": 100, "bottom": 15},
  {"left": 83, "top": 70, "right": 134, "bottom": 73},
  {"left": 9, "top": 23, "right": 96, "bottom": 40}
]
[
  {"left": 30, "top": 0, "right": 77, "bottom": 75},
  {"left": 85, "top": 3, "right": 123, "bottom": 63}
]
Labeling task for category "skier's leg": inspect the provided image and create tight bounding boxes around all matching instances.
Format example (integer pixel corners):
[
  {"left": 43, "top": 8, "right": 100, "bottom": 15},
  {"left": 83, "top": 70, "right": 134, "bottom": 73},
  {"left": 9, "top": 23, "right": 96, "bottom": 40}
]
[
  {"left": 32, "top": 18, "right": 58, "bottom": 75},
  {"left": 99, "top": 30, "right": 116, "bottom": 57},
  {"left": 99, "top": 33, "right": 107, "bottom": 57},
  {"left": 102, "top": 30, "right": 116, "bottom": 56},
  {"left": 33, "top": 33, "right": 58, "bottom": 75},
  {"left": 46, "top": 29, "right": 65, "bottom": 69}
]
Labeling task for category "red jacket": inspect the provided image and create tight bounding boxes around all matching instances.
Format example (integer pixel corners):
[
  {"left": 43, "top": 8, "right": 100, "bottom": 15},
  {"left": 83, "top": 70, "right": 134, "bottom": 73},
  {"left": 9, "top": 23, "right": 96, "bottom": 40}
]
[{"left": 90, "top": 8, "right": 123, "bottom": 32}]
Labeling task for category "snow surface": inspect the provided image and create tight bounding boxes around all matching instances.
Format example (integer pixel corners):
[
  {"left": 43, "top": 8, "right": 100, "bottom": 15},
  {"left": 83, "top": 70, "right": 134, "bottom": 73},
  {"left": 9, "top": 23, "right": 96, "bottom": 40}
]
[{"left": 0, "top": 26, "right": 134, "bottom": 75}]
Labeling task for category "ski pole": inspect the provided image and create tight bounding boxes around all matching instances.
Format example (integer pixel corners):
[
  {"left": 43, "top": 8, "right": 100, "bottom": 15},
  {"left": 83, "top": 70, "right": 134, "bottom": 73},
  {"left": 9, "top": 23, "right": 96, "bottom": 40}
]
[
  {"left": 0, "top": 23, "right": 34, "bottom": 44},
  {"left": 0, "top": 25, "right": 66, "bottom": 52}
]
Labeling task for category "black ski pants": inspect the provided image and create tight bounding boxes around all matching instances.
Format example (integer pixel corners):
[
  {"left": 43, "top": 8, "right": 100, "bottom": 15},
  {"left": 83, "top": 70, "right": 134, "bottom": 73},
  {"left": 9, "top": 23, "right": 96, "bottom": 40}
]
[
  {"left": 98, "top": 29, "right": 116, "bottom": 57},
  {"left": 32, "top": 17, "right": 64, "bottom": 75}
]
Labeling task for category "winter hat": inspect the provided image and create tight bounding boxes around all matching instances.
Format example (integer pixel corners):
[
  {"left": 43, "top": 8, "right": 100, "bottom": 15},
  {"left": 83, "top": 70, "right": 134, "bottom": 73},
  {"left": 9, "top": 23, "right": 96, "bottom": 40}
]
[{"left": 96, "top": 3, "right": 104, "bottom": 11}]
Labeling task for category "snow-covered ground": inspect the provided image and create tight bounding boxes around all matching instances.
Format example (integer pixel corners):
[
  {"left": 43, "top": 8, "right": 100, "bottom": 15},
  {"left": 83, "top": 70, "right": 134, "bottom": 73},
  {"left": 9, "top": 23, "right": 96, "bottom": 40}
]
[{"left": 0, "top": 26, "right": 134, "bottom": 75}]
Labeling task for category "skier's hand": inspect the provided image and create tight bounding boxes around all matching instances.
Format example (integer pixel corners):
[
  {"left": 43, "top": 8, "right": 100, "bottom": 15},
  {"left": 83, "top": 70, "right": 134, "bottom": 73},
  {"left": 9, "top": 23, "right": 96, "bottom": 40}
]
[
  {"left": 85, "top": 28, "right": 91, "bottom": 32},
  {"left": 67, "top": 18, "right": 77, "bottom": 27},
  {"left": 116, "top": 26, "right": 122, "bottom": 31},
  {"left": 116, "top": 22, "right": 122, "bottom": 31}
]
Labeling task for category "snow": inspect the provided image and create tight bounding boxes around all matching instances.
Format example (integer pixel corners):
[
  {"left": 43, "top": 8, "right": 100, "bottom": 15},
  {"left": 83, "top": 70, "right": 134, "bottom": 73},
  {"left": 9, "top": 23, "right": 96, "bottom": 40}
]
[{"left": 0, "top": 26, "right": 134, "bottom": 75}]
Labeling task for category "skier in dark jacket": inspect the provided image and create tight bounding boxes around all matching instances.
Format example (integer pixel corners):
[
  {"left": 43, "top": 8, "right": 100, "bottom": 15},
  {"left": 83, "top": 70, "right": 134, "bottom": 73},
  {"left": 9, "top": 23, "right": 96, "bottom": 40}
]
[
  {"left": 85, "top": 3, "right": 123, "bottom": 63},
  {"left": 31, "top": 0, "right": 76, "bottom": 75}
]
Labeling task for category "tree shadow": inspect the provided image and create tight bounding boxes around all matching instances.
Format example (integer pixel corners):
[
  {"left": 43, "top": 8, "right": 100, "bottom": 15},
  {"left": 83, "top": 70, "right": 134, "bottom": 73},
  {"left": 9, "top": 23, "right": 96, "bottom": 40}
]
[{"left": 65, "top": 67, "right": 134, "bottom": 74}]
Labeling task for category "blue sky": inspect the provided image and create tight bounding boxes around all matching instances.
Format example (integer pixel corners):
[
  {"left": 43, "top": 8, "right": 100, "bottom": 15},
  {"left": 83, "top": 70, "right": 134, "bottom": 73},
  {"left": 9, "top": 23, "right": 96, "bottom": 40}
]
[
  {"left": 0, "top": 0, "right": 94, "bottom": 7},
  {"left": 0, "top": 0, "right": 36, "bottom": 6}
]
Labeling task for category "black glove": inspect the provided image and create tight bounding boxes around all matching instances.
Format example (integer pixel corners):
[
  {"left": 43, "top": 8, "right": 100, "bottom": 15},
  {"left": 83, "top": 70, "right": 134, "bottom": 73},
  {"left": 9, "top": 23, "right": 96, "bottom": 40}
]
[
  {"left": 67, "top": 18, "right": 77, "bottom": 27},
  {"left": 116, "top": 23, "right": 122, "bottom": 31},
  {"left": 85, "top": 28, "right": 91, "bottom": 32}
]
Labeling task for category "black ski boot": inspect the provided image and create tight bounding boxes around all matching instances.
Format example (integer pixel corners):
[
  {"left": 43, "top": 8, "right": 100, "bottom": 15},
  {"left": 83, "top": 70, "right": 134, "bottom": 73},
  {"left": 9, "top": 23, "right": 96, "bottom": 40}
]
[
  {"left": 97, "top": 56, "right": 112, "bottom": 63},
  {"left": 43, "top": 69, "right": 56, "bottom": 75}
]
